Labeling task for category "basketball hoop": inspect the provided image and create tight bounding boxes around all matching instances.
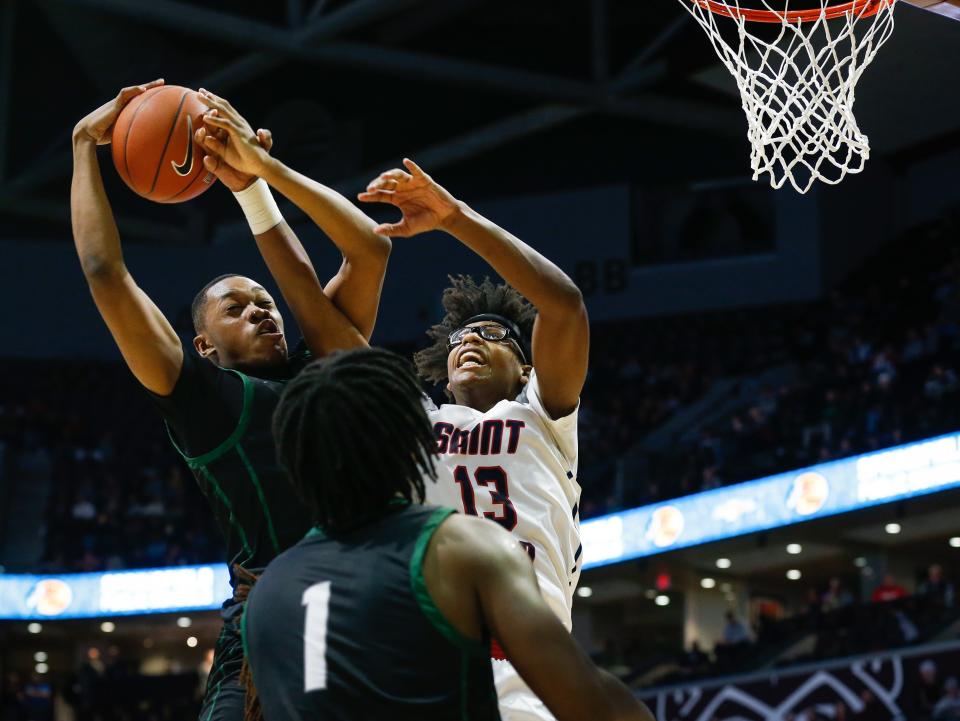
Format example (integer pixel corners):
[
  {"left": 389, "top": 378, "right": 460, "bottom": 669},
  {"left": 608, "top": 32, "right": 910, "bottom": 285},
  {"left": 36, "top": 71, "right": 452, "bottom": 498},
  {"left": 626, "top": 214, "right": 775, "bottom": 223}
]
[{"left": 678, "top": 0, "right": 898, "bottom": 193}]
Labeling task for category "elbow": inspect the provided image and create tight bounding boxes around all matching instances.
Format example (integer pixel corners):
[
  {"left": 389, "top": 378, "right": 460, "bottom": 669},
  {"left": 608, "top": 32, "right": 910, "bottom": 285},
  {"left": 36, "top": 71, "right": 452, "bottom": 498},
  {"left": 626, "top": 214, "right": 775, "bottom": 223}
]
[
  {"left": 541, "top": 284, "right": 585, "bottom": 323},
  {"left": 344, "top": 231, "right": 391, "bottom": 269},
  {"left": 563, "top": 281, "right": 584, "bottom": 307},
  {"left": 555, "top": 281, "right": 585, "bottom": 315},
  {"left": 80, "top": 255, "right": 126, "bottom": 284},
  {"left": 366, "top": 230, "right": 393, "bottom": 260}
]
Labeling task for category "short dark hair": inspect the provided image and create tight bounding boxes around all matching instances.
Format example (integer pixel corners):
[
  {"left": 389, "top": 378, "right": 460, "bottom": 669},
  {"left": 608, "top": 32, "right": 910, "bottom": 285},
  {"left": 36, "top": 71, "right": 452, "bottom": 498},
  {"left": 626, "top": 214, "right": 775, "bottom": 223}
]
[
  {"left": 414, "top": 275, "right": 536, "bottom": 387},
  {"left": 191, "top": 273, "right": 243, "bottom": 333},
  {"left": 272, "top": 347, "right": 438, "bottom": 534}
]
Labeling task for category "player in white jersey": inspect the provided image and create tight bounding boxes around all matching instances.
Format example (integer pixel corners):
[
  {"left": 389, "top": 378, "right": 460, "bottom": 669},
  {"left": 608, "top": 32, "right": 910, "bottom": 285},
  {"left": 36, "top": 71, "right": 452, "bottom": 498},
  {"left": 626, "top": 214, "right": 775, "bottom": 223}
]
[
  {"left": 359, "top": 159, "right": 589, "bottom": 721},
  {"left": 422, "top": 326, "right": 580, "bottom": 631}
]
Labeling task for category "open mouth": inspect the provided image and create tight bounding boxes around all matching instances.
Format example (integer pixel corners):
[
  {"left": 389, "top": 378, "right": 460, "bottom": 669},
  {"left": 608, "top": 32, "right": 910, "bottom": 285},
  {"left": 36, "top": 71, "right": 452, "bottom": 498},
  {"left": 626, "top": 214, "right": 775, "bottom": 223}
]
[
  {"left": 256, "top": 319, "right": 281, "bottom": 336},
  {"left": 457, "top": 348, "right": 486, "bottom": 369}
]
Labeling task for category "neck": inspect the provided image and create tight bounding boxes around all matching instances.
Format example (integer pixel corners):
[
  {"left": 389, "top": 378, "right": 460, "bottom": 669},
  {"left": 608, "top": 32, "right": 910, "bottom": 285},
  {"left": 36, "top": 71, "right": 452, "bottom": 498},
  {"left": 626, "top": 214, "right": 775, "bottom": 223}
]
[
  {"left": 453, "top": 382, "right": 518, "bottom": 413},
  {"left": 224, "top": 358, "right": 290, "bottom": 381}
]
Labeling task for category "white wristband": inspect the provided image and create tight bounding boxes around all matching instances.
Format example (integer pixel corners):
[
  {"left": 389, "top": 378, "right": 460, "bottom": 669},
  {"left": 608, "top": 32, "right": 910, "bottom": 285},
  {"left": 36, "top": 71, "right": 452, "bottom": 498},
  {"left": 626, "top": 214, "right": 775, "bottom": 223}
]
[{"left": 233, "top": 178, "right": 283, "bottom": 236}]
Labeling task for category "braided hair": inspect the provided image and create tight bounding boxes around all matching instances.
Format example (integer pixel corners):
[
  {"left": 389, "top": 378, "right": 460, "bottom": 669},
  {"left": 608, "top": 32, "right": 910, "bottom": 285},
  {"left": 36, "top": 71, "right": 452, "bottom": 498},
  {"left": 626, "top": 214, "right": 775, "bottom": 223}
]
[
  {"left": 414, "top": 275, "right": 536, "bottom": 390},
  {"left": 272, "top": 347, "right": 437, "bottom": 534}
]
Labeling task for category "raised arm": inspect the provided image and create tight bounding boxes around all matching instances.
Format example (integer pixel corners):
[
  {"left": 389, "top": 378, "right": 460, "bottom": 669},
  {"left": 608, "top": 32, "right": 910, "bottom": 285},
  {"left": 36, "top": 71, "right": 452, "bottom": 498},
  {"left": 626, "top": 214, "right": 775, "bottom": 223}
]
[
  {"left": 192, "top": 123, "right": 365, "bottom": 356},
  {"left": 197, "top": 90, "right": 389, "bottom": 345},
  {"left": 71, "top": 80, "right": 184, "bottom": 396},
  {"left": 427, "top": 516, "right": 652, "bottom": 721},
  {"left": 359, "top": 159, "right": 588, "bottom": 418}
]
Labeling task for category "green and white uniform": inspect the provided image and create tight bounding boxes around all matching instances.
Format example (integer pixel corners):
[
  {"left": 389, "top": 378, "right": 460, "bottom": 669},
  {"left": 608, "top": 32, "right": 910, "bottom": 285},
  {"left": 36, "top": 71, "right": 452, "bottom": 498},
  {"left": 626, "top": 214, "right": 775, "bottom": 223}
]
[{"left": 244, "top": 504, "right": 501, "bottom": 721}]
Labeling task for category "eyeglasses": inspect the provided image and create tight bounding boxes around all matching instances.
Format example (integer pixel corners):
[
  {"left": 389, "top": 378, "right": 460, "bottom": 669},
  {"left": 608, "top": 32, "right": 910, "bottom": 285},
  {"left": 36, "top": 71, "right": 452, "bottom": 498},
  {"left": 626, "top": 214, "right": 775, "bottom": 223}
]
[{"left": 447, "top": 324, "right": 526, "bottom": 362}]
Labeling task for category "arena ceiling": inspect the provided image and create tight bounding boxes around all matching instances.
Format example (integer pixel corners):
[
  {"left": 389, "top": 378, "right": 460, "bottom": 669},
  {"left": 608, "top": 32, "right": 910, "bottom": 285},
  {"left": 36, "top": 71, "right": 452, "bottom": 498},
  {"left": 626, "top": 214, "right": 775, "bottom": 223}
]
[{"left": 1, "top": 0, "right": 958, "bottom": 243}]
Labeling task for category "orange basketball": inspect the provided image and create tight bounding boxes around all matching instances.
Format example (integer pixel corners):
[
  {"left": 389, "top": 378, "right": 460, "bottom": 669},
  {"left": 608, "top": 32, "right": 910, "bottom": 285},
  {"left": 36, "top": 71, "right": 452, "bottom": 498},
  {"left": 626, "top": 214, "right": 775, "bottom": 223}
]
[{"left": 111, "top": 85, "right": 217, "bottom": 204}]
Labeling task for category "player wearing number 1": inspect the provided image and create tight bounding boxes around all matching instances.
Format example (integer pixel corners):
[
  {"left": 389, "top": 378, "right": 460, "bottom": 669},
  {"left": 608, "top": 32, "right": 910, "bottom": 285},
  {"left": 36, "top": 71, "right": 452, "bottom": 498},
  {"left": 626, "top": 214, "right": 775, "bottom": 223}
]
[
  {"left": 358, "top": 160, "right": 589, "bottom": 721},
  {"left": 243, "top": 347, "right": 652, "bottom": 721}
]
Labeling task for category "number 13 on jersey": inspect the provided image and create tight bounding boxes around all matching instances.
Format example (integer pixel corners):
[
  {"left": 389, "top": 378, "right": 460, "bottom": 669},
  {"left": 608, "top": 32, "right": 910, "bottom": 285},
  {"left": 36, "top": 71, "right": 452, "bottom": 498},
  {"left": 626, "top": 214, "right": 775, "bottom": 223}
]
[{"left": 452, "top": 465, "right": 518, "bottom": 531}]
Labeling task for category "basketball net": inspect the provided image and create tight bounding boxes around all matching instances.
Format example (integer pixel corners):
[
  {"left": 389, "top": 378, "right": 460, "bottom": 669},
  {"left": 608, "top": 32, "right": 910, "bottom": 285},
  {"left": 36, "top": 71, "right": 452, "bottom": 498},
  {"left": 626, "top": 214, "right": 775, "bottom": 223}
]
[{"left": 679, "top": 0, "right": 898, "bottom": 193}]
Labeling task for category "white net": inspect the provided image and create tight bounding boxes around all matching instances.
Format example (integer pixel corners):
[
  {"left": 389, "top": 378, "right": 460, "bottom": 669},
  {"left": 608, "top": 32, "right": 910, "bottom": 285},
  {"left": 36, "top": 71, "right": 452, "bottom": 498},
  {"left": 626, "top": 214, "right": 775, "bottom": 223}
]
[{"left": 679, "top": 0, "right": 898, "bottom": 193}]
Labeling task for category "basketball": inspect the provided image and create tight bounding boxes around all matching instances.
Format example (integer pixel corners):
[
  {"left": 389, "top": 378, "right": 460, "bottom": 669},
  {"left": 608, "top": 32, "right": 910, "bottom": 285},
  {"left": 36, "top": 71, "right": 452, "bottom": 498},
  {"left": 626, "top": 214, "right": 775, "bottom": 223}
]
[{"left": 111, "top": 85, "right": 216, "bottom": 203}]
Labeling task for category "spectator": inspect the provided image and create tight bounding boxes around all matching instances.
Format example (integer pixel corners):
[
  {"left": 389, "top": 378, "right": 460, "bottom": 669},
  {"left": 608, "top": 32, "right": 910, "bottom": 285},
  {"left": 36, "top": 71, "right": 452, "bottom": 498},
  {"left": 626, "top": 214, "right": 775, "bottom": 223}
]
[
  {"left": 872, "top": 573, "right": 908, "bottom": 603},
  {"left": 19, "top": 673, "right": 53, "bottom": 721},
  {"left": 680, "top": 641, "right": 710, "bottom": 674},
  {"left": 713, "top": 611, "right": 753, "bottom": 670},
  {"left": 822, "top": 577, "right": 854, "bottom": 612},
  {"left": 76, "top": 646, "right": 105, "bottom": 720},
  {"left": 934, "top": 677, "right": 960, "bottom": 719},
  {"left": 919, "top": 565, "right": 956, "bottom": 609},
  {"left": 925, "top": 365, "right": 958, "bottom": 399},
  {"left": 721, "top": 611, "right": 752, "bottom": 646},
  {"left": 70, "top": 494, "right": 96, "bottom": 521},
  {"left": 917, "top": 659, "right": 943, "bottom": 719}
]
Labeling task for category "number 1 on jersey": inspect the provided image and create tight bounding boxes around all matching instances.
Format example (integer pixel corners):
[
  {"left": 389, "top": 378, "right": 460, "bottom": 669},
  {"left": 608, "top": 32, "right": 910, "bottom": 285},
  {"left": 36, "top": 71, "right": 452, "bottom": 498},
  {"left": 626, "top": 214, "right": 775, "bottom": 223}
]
[{"left": 302, "top": 581, "right": 331, "bottom": 692}]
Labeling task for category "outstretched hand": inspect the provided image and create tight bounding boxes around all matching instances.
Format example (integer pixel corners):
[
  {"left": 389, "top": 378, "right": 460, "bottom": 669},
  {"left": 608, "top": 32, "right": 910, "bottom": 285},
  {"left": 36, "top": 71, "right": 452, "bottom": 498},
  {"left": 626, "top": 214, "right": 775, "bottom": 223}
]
[
  {"left": 357, "top": 159, "right": 460, "bottom": 238},
  {"left": 74, "top": 79, "right": 165, "bottom": 145},
  {"left": 196, "top": 88, "right": 272, "bottom": 184},
  {"left": 195, "top": 123, "right": 273, "bottom": 193}
]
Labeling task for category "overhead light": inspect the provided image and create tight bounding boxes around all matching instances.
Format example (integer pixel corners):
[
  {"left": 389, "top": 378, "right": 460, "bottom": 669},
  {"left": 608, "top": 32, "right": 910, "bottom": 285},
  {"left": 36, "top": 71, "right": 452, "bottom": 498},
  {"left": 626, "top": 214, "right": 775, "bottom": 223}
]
[
  {"left": 654, "top": 595, "right": 670, "bottom": 606},
  {"left": 177, "top": 616, "right": 192, "bottom": 628},
  {"left": 786, "top": 569, "right": 802, "bottom": 580},
  {"left": 100, "top": 621, "right": 115, "bottom": 633},
  {"left": 885, "top": 523, "right": 901, "bottom": 535},
  {"left": 35, "top": 663, "right": 49, "bottom": 674},
  {"left": 786, "top": 543, "right": 802, "bottom": 555},
  {"left": 33, "top": 652, "right": 47, "bottom": 663},
  {"left": 949, "top": 537, "right": 960, "bottom": 548},
  {"left": 187, "top": 636, "right": 198, "bottom": 648},
  {"left": 27, "top": 623, "right": 42, "bottom": 634},
  {"left": 701, "top": 578, "right": 717, "bottom": 589},
  {"left": 576, "top": 586, "right": 593, "bottom": 598},
  {"left": 716, "top": 558, "right": 732, "bottom": 569},
  {"left": 854, "top": 556, "right": 868, "bottom": 568}
]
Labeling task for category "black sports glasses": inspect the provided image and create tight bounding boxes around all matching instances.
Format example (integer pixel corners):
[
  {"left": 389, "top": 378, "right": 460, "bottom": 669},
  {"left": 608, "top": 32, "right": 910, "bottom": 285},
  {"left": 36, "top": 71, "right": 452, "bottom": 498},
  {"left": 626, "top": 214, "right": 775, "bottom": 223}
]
[{"left": 447, "top": 324, "right": 526, "bottom": 362}]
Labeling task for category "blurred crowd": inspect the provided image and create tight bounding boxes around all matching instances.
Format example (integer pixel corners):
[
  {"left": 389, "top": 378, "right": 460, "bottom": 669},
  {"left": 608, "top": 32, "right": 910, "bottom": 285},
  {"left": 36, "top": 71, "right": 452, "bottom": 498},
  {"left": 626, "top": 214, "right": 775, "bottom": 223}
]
[
  {"left": 621, "top": 562, "right": 959, "bottom": 701},
  {"left": 579, "top": 213, "right": 960, "bottom": 517},
  {"left": 1, "top": 645, "right": 205, "bottom": 721},
  {"left": 0, "top": 361, "right": 220, "bottom": 574},
  {"left": 579, "top": 562, "right": 960, "bottom": 720},
  {"left": 1, "top": 214, "right": 959, "bottom": 569}
]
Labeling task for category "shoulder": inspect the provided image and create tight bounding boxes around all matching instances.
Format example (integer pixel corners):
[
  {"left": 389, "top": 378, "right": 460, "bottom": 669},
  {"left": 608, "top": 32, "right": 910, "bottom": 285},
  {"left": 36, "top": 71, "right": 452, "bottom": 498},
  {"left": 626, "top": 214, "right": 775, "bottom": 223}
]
[
  {"left": 521, "top": 369, "right": 579, "bottom": 422},
  {"left": 432, "top": 514, "right": 530, "bottom": 576},
  {"left": 253, "top": 535, "right": 315, "bottom": 596},
  {"left": 149, "top": 345, "right": 232, "bottom": 400},
  {"left": 421, "top": 392, "right": 440, "bottom": 415}
]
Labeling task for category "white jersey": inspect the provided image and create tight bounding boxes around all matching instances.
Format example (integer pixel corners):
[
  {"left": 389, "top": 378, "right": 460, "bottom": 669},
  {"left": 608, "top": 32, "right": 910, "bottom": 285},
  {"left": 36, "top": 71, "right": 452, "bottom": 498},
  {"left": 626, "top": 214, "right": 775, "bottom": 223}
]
[{"left": 424, "top": 370, "right": 582, "bottom": 630}]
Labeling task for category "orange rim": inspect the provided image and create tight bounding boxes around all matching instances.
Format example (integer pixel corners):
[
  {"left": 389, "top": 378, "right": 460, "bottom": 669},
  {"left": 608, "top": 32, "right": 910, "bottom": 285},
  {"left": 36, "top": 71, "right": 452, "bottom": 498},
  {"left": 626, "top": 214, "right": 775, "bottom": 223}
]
[{"left": 692, "top": 0, "right": 895, "bottom": 22}]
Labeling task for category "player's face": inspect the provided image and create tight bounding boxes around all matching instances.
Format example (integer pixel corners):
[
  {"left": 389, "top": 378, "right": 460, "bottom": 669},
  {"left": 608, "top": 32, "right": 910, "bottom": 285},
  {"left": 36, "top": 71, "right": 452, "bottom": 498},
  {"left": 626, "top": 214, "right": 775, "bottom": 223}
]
[
  {"left": 195, "top": 276, "right": 288, "bottom": 371},
  {"left": 446, "top": 322, "right": 528, "bottom": 404}
]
